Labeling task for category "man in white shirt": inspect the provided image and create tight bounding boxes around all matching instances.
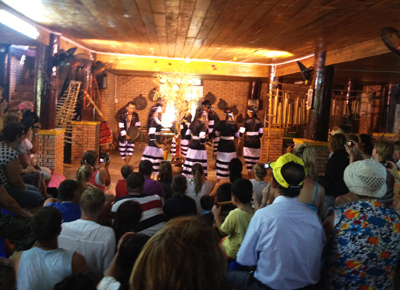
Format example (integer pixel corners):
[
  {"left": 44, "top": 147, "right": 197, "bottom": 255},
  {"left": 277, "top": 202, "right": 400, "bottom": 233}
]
[
  {"left": 227, "top": 153, "right": 326, "bottom": 290},
  {"left": 58, "top": 187, "right": 116, "bottom": 282}
]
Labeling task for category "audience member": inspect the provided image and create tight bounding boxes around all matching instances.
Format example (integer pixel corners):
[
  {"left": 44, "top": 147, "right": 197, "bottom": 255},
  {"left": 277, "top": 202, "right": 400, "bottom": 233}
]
[
  {"left": 213, "top": 178, "right": 254, "bottom": 260},
  {"left": 163, "top": 174, "right": 197, "bottom": 219},
  {"left": 81, "top": 150, "right": 111, "bottom": 191},
  {"left": 211, "top": 158, "right": 242, "bottom": 198},
  {"left": 359, "top": 133, "right": 374, "bottom": 156},
  {"left": 115, "top": 165, "right": 133, "bottom": 199},
  {"left": 328, "top": 126, "right": 344, "bottom": 141},
  {"left": 157, "top": 161, "right": 173, "bottom": 200},
  {"left": 346, "top": 134, "right": 373, "bottom": 163},
  {"left": 216, "top": 183, "right": 236, "bottom": 223},
  {"left": 200, "top": 195, "right": 214, "bottom": 226},
  {"left": 322, "top": 159, "right": 400, "bottom": 289},
  {"left": 112, "top": 172, "right": 166, "bottom": 236},
  {"left": 227, "top": 153, "right": 325, "bottom": 290},
  {"left": 54, "top": 273, "right": 96, "bottom": 290},
  {"left": 76, "top": 164, "right": 93, "bottom": 195},
  {"left": 249, "top": 163, "right": 269, "bottom": 206},
  {"left": 186, "top": 163, "right": 213, "bottom": 213},
  {"left": 11, "top": 207, "right": 87, "bottom": 290},
  {"left": 113, "top": 200, "right": 142, "bottom": 242},
  {"left": 393, "top": 140, "right": 400, "bottom": 168},
  {"left": 58, "top": 187, "right": 116, "bottom": 282},
  {"left": 139, "top": 160, "right": 166, "bottom": 198},
  {"left": 130, "top": 216, "right": 229, "bottom": 290},
  {"left": 44, "top": 180, "right": 81, "bottom": 222}
]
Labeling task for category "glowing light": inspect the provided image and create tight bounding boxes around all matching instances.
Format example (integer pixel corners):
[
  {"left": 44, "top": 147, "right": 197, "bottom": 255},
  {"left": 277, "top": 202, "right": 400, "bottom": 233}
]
[
  {"left": 161, "top": 101, "right": 176, "bottom": 128},
  {"left": 252, "top": 49, "right": 293, "bottom": 58},
  {"left": 2, "top": 0, "right": 51, "bottom": 23},
  {"left": 0, "top": 10, "right": 40, "bottom": 39}
]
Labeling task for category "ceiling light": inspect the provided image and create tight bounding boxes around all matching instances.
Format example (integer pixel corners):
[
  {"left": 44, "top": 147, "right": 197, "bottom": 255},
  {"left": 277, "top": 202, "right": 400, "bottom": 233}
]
[
  {"left": 0, "top": 10, "right": 40, "bottom": 39},
  {"left": 252, "top": 49, "right": 293, "bottom": 58},
  {"left": 123, "top": 13, "right": 132, "bottom": 18}
]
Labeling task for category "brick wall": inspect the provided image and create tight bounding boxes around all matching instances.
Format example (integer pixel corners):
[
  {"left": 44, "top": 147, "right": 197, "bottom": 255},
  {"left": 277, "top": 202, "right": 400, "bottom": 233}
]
[
  {"left": 34, "top": 129, "right": 65, "bottom": 174},
  {"left": 314, "top": 146, "right": 330, "bottom": 175},
  {"left": 70, "top": 122, "right": 101, "bottom": 164},
  {"left": 260, "top": 129, "right": 284, "bottom": 162}
]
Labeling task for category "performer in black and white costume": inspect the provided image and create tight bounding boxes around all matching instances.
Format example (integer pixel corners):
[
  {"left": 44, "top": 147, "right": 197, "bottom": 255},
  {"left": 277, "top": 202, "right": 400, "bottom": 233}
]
[
  {"left": 182, "top": 108, "right": 208, "bottom": 178},
  {"left": 240, "top": 106, "right": 263, "bottom": 179},
  {"left": 141, "top": 103, "right": 164, "bottom": 175},
  {"left": 180, "top": 112, "right": 192, "bottom": 157},
  {"left": 201, "top": 100, "right": 220, "bottom": 157},
  {"left": 215, "top": 107, "right": 239, "bottom": 180},
  {"left": 118, "top": 102, "right": 140, "bottom": 165}
]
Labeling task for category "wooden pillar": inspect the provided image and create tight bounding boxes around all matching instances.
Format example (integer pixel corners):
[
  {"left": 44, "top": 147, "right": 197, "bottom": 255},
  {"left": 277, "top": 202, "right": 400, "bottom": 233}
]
[
  {"left": 386, "top": 84, "right": 399, "bottom": 133},
  {"left": 0, "top": 45, "right": 11, "bottom": 103},
  {"left": 306, "top": 45, "right": 334, "bottom": 141}
]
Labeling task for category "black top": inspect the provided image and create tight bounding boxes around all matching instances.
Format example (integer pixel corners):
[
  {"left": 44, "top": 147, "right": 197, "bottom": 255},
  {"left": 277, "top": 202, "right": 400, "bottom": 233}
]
[
  {"left": 187, "top": 120, "right": 208, "bottom": 150},
  {"left": 207, "top": 110, "right": 220, "bottom": 137},
  {"left": 163, "top": 195, "right": 197, "bottom": 219},
  {"left": 216, "top": 120, "right": 239, "bottom": 153},
  {"left": 321, "top": 150, "right": 350, "bottom": 197},
  {"left": 148, "top": 117, "right": 162, "bottom": 147},
  {"left": 160, "top": 180, "right": 173, "bottom": 200},
  {"left": 240, "top": 117, "right": 263, "bottom": 148},
  {"left": 181, "top": 120, "right": 191, "bottom": 141},
  {"left": 118, "top": 111, "right": 140, "bottom": 142}
]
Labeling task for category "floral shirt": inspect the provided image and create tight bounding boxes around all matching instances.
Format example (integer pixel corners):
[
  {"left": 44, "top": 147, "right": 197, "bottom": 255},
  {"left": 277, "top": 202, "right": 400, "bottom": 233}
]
[{"left": 322, "top": 199, "right": 400, "bottom": 289}]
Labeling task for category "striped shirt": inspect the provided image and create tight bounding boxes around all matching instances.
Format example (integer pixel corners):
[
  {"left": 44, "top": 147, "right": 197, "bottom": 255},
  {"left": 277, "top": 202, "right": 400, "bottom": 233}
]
[{"left": 237, "top": 196, "right": 325, "bottom": 289}]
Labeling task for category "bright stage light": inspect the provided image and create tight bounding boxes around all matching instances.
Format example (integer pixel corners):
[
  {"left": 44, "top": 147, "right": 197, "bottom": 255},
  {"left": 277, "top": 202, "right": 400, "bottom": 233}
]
[{"left": 0, "top": 10, "right": 40, "bottom": 39}]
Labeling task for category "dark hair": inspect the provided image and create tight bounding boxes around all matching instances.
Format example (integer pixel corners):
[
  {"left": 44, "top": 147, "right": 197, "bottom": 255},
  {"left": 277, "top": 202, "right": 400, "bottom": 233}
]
[
  {"left": 31, "top": 207, "right": 62, "bottom": 242},
  {"left": 329, "top": 133, "right": 346, "bottom": 152},
  {"left": 127, "top": 172, "right": 145, "bottom": 192},
  {"left": 158, "top": 161, "right": 172, "bottom": 182},
  {"left": 200, "top": 195, "right": 214, "bottom": 211},
  {"left": 231, "top": 178, "right": 253, "bottom": 204},
  {"left": 273, "top": 162, "right": 305, "bottom": 198},
  {"left": 2, "top": 122, "right": 25, "bottom": 142},
  {"left": 81, "top": 150, "right": 98, "bottom": 167},
  {"left": 201, "top": 100, "right": 211, "bottom": 106},
  {"left": 172, "top": 174, "right": 187, "bottom": 197},
  {"left": 58, "top": 180, "right": 78, "bottom": 201},
  {"left": 139, "top": 160, "right": 153, "bottom": 176},
  {"left": 20, "top": 110, "right": 39, "bottom": 131},
  {"left": 360, "top": 134, "right": 373, "bottom": 155},
  {"left": 347, "top": 134, "right": 359, "bottom": 144},
  {"left": 121, "top": 165, "right": 134, "bottom": 179},
  {"left": 224, "top": 107, "right": 233, "bottom": 121},
  {"left": 247, "top": 106, "right": 258, "bottom": 118},
  {"left": 217, "top": 183, "right": 236, "bottom": 212},
  {"left": 229, "top": 158, "right": 242, "bottom": 183},
  {"left": 113, "top": 200, "right": 143, "bottom": 241},
  {"left": 192, "top": 163, "right": 204, "bottom": 195},
  {"left": 184, "top": 113, "right": 192, "bottom": 123},
  {"left": 194, "top": 107, "right": 204, "bottom": 120},
  {"left": 54, "top": 273, "right": 96, "bottom": 290},
  {"left": 147, "top": 103, "right": 162, "bottom": 132},
  {"left": 126, "top": 102, "right": 135, "bottom": 107}
]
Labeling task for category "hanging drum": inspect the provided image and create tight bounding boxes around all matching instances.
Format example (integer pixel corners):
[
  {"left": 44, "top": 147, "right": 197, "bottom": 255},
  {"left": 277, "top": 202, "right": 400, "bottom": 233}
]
[
  {"left": 236, "top": 114, "right": 244, "bottom": 123},
  {"left": 204, "top": 92, "right": 216, "bottom": 105},
  {"left": 218, "top": 98, "right": 228, "bottom": 110},
  {"left": 232, "top": 105, "right": 239, "bottom": 115},
  {"left": 133, "top": 94, "right": 147, "bottom": 110},
  {"left": 148, "top": 88, "right": 161, "bottom": 102}
]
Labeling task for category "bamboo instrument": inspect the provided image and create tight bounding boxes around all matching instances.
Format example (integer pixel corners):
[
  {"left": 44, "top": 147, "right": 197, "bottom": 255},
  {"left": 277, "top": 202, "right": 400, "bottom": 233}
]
[
  {"left": 298, "top": 107, "right": 302, "bottom": 124},
  {"left": 302, "top": 99, "right": 306, "bottom": 123},
  {"left": 293, "top": 97, "right": 299, "bottom": 124},
  {"left": 288, "top": 104, "right": 292, "bottom": 125},
  {"left": 283, "top": 93, "right": 288, "bottom": 125},
  {"left": 273, "top": 90, "right": 279, "bottom": 124},
  {"left": 331, "top": 99, "right": 336, "bottom": 116},
  {"left": 277, "top": 103, "right": 282, "bottom": 124}
]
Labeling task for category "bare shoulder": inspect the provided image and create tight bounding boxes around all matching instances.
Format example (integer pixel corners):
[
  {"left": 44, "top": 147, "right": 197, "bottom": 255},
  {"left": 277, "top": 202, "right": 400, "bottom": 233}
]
[{"left": 72, "top": 252, "right": 88, "bottom": 273}]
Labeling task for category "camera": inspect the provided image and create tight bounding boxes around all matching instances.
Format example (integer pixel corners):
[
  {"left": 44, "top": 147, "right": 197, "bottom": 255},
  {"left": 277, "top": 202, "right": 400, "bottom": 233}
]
[
  {"left": 99, "top": 152, "right": 110, "bottom": 163},
  {"left": 264, "top": 162, "right": 271, "bottom": 169},
  {"left": 347, "top": 141, "right": 354, "bottom": 147}
]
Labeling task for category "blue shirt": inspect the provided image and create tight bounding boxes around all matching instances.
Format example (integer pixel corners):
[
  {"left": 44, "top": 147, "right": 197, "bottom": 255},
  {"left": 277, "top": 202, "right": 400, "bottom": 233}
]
[
  {"left": 237, "top": 196, "right": 326, "bottom": 290},
  {"left": 46, "top": 202, "right": 81, "bottom": 223}
]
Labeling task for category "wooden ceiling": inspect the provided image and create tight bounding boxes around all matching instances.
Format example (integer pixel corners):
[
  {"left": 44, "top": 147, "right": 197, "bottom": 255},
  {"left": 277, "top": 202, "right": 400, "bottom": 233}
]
[{"left": 1, "top": 0, "right": 400, "bottom": 64}]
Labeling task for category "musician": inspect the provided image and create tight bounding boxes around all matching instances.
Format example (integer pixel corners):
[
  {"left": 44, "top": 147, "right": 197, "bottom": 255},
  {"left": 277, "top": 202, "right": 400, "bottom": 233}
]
[
  {"left": 201, "top": 100, "right": 220, "bottom": 157},
  {"left": 215, "top": 107, "right": 239, "bottom": 180},
  {"left": 141, "top": 104, "right": 164, "bottom": 175},
  {"left": 239, "top": 106, "right": 263, "bottom": 179},
  {"left": 182, "top": 108, "right": 208, "bottom": 178},
  {"left": 118, "top": 102, "right": 140, "bottom": 165}
]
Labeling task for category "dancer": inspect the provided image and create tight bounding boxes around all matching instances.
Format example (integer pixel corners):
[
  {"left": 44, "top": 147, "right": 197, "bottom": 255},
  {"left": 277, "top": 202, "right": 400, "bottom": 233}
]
[
  {"left": 182, "top": 108, "right": 208, "bottom": 178},
  {"left": 215, "top": 107, "right": 239, "bottom": 180},
  {"left": 118, "top": 102, "right": 140, "bottom": 165},
  {"left": 202, "top": 100, "right": 220, "bottom": 159},
  {"left": 180, "top": 112, "right": 192, "bottom": 157},
  {"left": 141, "top": 104, "right": 164, "bottom": 175},
  {"left": 239, "top": 106, "right": 263, "bottom": 179}
]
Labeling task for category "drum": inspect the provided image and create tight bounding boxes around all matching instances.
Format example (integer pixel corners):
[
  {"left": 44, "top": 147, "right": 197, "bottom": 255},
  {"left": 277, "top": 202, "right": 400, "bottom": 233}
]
[{"left": 127, "top": 126, "right": 143, "bottom": 143}]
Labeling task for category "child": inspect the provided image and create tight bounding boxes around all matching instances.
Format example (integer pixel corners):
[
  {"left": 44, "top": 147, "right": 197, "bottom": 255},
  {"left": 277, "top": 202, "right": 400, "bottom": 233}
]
[
  {"left": 212, "top": 178, "right": 254, "bottom": 260},
  {"left": 115, "top": 165, "right": 134, "bottom": 199},
  {"left": 200, "top": 195, "right": 214, "bottom": 226}
]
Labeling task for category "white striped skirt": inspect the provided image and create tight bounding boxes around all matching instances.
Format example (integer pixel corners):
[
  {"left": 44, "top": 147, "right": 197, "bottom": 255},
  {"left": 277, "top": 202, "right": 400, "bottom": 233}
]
[
  {"left": 216, "top": 151, "right": 237, "bottom": 179},
  {"left": 181, "top": 139, "right": 189, "bottom": 157},
  {"left": 243, "top": 147, "right": 261, "bottom": 172},
  {"left": 182, "top": 148, "right": 208, "bottom": 178},
  {"left": 141, "top": 146, "right": 164, "bottom": 175},
  {"left": 213, "top": 137, "right": 220, "bottom": 156},
  {"left": 171, "top": 137, "right": 177, "bottom": 155}
]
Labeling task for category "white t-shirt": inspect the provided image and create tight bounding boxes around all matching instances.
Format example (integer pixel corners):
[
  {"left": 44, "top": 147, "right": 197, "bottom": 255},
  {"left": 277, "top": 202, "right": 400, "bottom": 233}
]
[
  {"left": 250, "top": 179, "right": 269, "bottom": 204},
  {"left": 186, "top": 178, "right": 213, "bottom": 214}
]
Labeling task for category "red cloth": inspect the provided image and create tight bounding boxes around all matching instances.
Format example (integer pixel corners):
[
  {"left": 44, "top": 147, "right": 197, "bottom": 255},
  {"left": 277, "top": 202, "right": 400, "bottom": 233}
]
[
  {"left": 115, "top": 179, "right": 128, "bottom": 199},
  {"left": 89, "top": 170, "right": 106, "bottom": 191}
]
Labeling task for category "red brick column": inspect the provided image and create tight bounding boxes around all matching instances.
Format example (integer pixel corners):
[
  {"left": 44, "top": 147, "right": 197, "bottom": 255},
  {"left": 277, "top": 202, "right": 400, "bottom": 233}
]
[
  {"left": 71, "top": 121, "right": 101, "bottom": 164},
  {"left": 34, "top": 129, "right": 65, "bottom": 174},
  {"left": 260, "top": 129, "right": 284, "bottom": 162}
]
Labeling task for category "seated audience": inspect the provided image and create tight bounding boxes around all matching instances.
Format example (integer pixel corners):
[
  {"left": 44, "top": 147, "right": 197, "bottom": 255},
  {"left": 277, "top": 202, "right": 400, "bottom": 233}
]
[
  {"left": 11, "top": 207, "right": 87, "bottom": 290},
  {"left": 227, "top": 153, "right": 325, "bottom": 290},
  {"left": 54, "top": 273, "right": 96, "bottom": 290},
  {"left": 216, "top": 183, "right": 236, "bottom": 223},
  {"left": 322, "top": 159, "right": 400, "bottom": 289},
  {"left": 393, "top": 140, "right": 400, "bottom": 168},
  {"left": 112, "top": 173, "right": 166, "bottom": 236},
  {"left": 211, "top": 158, "right": 242, "bottom": 198},
  {"left": 250, "top": 163, "right": 269, "bottom": 206},
  {"left": 113, "top": 200, "right": 142, "bottom": 242},
  {"left": 76, "top": 164, "right": 93, "bottom": 195},
  {"left": 115, "top": 165, "right": 133, "bottom": 199},
  {"left": 98, "top": 233, "right": 150, "bottom": 290},
  {"left": 157, "top": 161, "right": 173, "bottom": 200},
  {"left": 44, "top": 180, "right": 81, "bottom": 223},
  {"left": 163, "top": 174, "right": 197, "bottom": 219},
  {"left": 0, "top": 123, "right": 44, "bottom": 210},
  {"left": 139, "top": 160, "right": 166, "bottom": 198},
  {"left": 186, "top": 163, "right": 213, "bottom": 214},
  {"left": 81, "top": 150, "right": 110, "bottom": 191},
  {"left": 58, "top": 187, "right": 116, "bottom": 282},
  {"left": 129, "top": 216, "right": 229, "bottom": 290},
  {"left": 213, "top": 178, "right": 254, "bottom": 260},
  {"left": 200, "top": 195, "right": 214, "bottom": 226},
  {"left": 328, "top": 126, "right": 344, "bottom": 141}
]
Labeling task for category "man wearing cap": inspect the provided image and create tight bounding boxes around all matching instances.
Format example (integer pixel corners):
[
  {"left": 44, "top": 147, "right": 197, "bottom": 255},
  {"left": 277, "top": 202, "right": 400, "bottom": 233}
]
[{"left": 227, "top": 153, "right": 325, "bottom": 290}]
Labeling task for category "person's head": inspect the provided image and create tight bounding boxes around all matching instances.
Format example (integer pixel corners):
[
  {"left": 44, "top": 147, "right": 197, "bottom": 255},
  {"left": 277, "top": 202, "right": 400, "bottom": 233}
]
[
  {"left": 76, "top": 165, "right": 93, "bottom": 194},
  {"left": 139, "top": 160, "right": 153, "bottom": 176},
  {"left": 216, "top": 183, "right": 236, "bottom": 212},
  {"left": 113, "top": 200, "right": 143, "bottom": 241},
  {"left": 126, "top": 102, "right": 136, "bottom": 114},
  {"left": 126, "top": 172, "right": 145, "bottom": 194},
  {"left": 253, "top": 163, "right": 267, "bottom": 180},
  {"left": 393, "top": 141, "right": 400, "bottom": 162},
  {"left": 292, "top": 144, "right": 316, "bottom": 177},
  {"left": 270, "top": 153, "right": 308, "bottom": 198},
  {"left": 373, "top": 139, "right": 394, "bottom": 162},
  {"left": 20, "top": 110, "right": 39, "bottom": 132},
  {"left": 200, "top": 195, "right": 214, "bottom": 211},
  {"left": 201, "top": 100, "right": 211, "bottom": 112},
  {"left": 229, "top": 158, "right": 243, "bottom": 183},
  {"left": 121, "top": 165, "right": 134, "bottom": 179},
  {"left": 224, "top": 107, "right": 234, "bottom": 121},
  {"left": 2, "top": 112, "right": 20, "bottom": 128},
  {"left": 148, "top": 103, "right": 162, "bottom": 127},
  {"left": 359, "top": 134, "right": 373, "bottom": 155},
  {"left": 18, "top": 101, "right": 34, "bottom": 113},
  {"left": 58, "top": 180, "right": 79, "bottom": 202},
  {"left": 192, "top": 163, "right": 205, "bottom": 195},
  {"left": 172, "top": 174, "right": 187, "bottom": 197},
  {"left": 130, "top": 216, "right": 228, "bottom": 290},
  {"left": 80, "top": 187, "right": 105, "bottom": 218},
  {"left": 344, "top": 159, "right": 387, "bottom": 198},
  {"left": 247, "top": 106, "right": 258, "bottom": 118},
  {"left": 194, "top": 107, "right": 204, "bottom": 121},
  {"left": 54, "top": 273, "right": 97, "bottom": 290},
  {"left": 329, "top": 133, "right": 346, "bottom": 153},
  {"left": 329, "top": 126, "right": 344, "bottom": 141},
  {"left": 231, "top": 178, "right": 253, "bottom": 205},
  {"left": 31, "top": 207, "right": 62, "bottom": 243},
  {"left": 2, "top": 122, "right": 25, "bottom": 143},
  {"left": 158, "top": 161, "right": 172, "bottom": 182},
  {"left": 347, "top": 134, "right": 360, "bottom": 150},
  {"left": 81, "top": 150, "right": 99, "bottom": 168}
]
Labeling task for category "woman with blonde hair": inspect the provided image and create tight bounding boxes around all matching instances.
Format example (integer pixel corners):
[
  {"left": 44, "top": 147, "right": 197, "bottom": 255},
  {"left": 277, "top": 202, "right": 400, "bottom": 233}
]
[
  {"left": 250, "top": 163, "right": 269, "bottom": 206},
  {"left": 129, "top": 216, "right": 229, "bottom": 290},
  {"left": 76, "top": 165, "right": 93, "bottom": 195}
]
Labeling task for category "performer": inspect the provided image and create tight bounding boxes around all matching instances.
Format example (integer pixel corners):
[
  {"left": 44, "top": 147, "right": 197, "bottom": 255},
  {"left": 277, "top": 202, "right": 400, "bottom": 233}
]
[
  {"left": 240, "top": 106, "right": 263, "bottom": 179},
  {"left": 201, "top": 100, "right": 220, "bottom": 158},
  {"left": 215, "top": 107, "right": 239, "bottom": 180},
  {"left": 118, "top": 102, "right": 140, "bottom": 165},
  {"left": 141, "top": 103, "right": 164, "bottom": 175},
  {"left": 182, "top": 108, "right": 208, "bottom": 178},
  {"left": 180, "top": 112, "right": 192, "bottom": 157}
]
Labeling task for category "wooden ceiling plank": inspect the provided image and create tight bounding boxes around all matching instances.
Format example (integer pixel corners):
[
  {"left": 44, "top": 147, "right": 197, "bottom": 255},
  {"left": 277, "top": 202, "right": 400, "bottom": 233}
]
[
  {"left": 151, "top": 0, "right": 168, "bottom": 56},
  {"left": 175, "top": 0, "right": 197, "bottom": 58},
  {"left": 165, "top": 1, "right": 179, "bottom": 58}
]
